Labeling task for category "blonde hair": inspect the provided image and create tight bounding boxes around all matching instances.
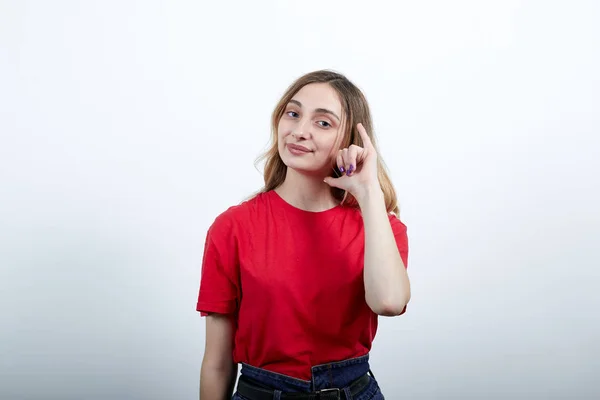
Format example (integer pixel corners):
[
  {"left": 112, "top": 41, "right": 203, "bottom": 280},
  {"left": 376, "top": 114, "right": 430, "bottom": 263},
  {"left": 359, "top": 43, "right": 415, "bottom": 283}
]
[{"left": 253, "top": 69, "right": 400, "bottom": 216}]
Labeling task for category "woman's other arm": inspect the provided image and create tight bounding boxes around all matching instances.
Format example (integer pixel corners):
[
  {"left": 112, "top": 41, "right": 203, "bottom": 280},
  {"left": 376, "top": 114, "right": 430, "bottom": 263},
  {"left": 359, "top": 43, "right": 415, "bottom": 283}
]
[
  {"left": 323, "top": 123, "right": 410, "bottom": 316},
  {"left": 200, "top": 313, "right": 237, "bottom": 400},
  {"left": 358, "top": 188, "right": 411, "bottom": 316}
]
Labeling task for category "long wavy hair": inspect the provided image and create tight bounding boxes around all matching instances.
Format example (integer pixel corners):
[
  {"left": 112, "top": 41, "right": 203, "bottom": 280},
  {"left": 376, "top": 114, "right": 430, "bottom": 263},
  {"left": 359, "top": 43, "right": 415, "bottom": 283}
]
[{"left": 252, "top": 70, "right": 400, "bottom": 216}]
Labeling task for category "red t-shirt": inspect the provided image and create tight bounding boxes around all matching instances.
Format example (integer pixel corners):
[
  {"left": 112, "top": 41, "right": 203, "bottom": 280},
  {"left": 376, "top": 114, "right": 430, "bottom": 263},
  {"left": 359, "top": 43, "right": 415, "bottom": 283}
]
[{"left": 196, "top": 190, "right": 409, "bottom": 380}]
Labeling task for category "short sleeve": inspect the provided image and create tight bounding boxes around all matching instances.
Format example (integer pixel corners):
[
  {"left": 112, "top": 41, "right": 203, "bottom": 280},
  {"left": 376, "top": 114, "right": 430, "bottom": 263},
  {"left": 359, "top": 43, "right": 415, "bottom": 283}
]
[
  {"left": 196, "top": 213, "right": 240, "bottom": 317},
  {"left": 389, "top": 214, "right": 409, "bottom": 315},
  {"left": 389, "top": 214, "right": 409, "bottom": 268}
]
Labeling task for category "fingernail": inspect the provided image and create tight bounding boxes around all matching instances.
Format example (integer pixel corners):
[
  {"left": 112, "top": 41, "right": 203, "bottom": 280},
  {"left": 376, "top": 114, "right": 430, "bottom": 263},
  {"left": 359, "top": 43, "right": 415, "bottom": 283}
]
[
  {"left": 339, "top": 166, "right": 345, "bottom": 173},
  {"left": 348, "top": 165, "right": 354, "bottom": 174}
]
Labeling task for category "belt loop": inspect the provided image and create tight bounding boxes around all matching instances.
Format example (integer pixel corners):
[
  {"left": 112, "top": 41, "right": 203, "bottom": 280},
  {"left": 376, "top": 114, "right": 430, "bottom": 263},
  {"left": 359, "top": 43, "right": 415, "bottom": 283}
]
[
  {"left": 273, "top": 389, "right": 282, "bottom": 400},
  {"left": 343, "top": 386, "right": 353, "bottom": 399}
]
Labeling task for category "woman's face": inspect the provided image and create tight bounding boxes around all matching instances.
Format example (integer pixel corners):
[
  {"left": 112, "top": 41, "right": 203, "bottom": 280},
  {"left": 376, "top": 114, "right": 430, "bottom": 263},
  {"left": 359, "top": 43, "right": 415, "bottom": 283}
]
[{"left": 277, "top": 83, "right": 344, "bottom": 175}]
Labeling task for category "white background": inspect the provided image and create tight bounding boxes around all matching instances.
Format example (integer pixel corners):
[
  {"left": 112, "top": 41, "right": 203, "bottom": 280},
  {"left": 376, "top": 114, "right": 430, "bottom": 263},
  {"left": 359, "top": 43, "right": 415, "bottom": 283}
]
[{"left": 1, "top": 1, "right": 599, "bottom": 399}]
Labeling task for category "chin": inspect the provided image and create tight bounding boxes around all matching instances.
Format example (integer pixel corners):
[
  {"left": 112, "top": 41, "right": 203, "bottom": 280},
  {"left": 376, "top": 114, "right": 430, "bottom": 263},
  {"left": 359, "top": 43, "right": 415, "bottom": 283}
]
[
  {"left": 286, "top": 162, "right": 327, "bottom": 177},
  {"left": 279, "top": 150, "right": 327, "bottom": 175},
  {"left": 284, "top": 160, "right": 312, "bottom": 172}
]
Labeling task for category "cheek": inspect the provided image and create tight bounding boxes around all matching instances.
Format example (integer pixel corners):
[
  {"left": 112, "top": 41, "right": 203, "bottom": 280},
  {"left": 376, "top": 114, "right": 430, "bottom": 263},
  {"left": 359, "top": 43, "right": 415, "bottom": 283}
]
[
  {"left": 276, "top": 122, "right": 285, "bottom": 145},
  {"left": 312, "top": 140, "right": 337, "bottom": 167},
  {"left": 316, "top": 134, "right": 340, "bottom": 156},
  {"left": 277, "top": 120, "right": 291, "bottom": 141}
]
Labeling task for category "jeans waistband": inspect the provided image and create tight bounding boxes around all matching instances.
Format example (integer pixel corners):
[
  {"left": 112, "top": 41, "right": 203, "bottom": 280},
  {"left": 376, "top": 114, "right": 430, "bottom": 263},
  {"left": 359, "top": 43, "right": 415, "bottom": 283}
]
[{"left": 239, "top": 353, "right": 372, "bottom": 392}]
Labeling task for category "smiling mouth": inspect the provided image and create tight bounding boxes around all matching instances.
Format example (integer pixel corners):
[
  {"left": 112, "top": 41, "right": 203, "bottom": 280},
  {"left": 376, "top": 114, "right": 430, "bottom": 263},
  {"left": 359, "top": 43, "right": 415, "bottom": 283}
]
[{"left": 287, "top": 144, "right": 312, "bottom": 153}]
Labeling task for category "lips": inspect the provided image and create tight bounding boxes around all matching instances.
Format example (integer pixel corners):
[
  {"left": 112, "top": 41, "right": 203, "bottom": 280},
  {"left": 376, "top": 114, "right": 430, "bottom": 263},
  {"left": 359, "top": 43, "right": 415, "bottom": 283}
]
[{"left": 287, "top": 143, "right": 313, "bottom": 153}]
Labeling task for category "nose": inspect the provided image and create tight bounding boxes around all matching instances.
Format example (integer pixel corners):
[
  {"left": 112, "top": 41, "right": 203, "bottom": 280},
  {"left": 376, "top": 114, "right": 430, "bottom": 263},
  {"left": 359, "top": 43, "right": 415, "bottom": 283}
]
[{"left": 292, "top": 117, "right": 312, "bottom": 139}]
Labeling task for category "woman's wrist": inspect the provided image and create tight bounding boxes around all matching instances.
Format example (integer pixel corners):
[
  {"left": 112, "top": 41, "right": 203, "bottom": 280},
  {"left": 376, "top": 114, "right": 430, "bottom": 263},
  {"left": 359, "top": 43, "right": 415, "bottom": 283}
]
[{"left": 355, "top": 184, "right": 385, "bottom": 208}]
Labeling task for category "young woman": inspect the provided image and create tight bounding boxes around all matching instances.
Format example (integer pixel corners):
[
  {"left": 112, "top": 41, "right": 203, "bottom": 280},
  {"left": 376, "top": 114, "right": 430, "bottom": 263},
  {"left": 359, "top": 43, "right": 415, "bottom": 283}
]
[{"left": 197, "top": 70, "right": 410, "bottom": 400}]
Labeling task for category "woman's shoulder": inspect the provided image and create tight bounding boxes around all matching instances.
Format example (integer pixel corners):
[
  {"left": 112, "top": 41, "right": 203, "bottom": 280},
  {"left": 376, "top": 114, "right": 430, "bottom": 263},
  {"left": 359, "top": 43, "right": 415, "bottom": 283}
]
[{"left": 208, "top": 191, "right": 272, "bottom": 231}]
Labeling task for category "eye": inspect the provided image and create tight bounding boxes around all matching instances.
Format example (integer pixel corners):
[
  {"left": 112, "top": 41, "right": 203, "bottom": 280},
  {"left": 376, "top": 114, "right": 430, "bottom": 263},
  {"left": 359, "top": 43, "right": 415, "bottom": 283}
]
[
  {"left": 317, "top": 121, "right": 331, "bottom": 128},
  {"left": 286, "top": 111, "right": 299, "bottom": 118}
]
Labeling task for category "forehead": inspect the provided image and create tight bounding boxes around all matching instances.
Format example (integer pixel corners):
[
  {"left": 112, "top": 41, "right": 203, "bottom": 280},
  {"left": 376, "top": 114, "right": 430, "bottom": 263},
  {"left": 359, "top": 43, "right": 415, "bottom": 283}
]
[{"left": 290, "top": 83, "right": 343, "bottom": 115}]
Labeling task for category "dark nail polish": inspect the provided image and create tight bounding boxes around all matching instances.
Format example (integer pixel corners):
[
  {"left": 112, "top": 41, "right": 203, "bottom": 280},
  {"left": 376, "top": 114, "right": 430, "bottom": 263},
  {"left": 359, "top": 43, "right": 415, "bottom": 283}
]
[
  {"left": 339, "top": 166, "right": 345, "bottom": 173},
  {"left": 348, "top": 165, "right": 354, "bottom": 174}
]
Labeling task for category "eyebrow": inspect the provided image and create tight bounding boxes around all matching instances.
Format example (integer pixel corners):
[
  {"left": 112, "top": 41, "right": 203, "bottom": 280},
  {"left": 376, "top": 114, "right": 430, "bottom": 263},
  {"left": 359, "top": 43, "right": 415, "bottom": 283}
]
[{"left": 288, "top": 99, "right": 340, "bottom": 122}]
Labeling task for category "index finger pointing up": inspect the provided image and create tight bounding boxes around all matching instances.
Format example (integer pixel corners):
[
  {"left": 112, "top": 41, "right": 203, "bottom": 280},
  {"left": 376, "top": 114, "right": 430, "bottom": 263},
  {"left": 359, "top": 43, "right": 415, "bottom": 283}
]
[{"left": 357, "top": 123, "right": 374, "bottom": 149}]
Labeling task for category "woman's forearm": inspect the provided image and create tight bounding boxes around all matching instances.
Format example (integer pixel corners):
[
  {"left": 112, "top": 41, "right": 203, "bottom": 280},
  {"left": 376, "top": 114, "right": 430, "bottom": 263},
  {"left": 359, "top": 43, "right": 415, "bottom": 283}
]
[
  {"left": 199, "top": 362, "right": 238, "bottom": 400},
  {"left": 357, "top": 186, "right": 411, "bottom": 316}
]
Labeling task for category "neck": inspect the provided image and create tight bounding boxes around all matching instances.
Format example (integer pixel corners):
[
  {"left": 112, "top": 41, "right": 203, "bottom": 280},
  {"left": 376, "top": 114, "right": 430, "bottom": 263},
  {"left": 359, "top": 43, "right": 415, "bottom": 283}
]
[{"left": 275, "top": 168, "right": 339, "bottom": 212}]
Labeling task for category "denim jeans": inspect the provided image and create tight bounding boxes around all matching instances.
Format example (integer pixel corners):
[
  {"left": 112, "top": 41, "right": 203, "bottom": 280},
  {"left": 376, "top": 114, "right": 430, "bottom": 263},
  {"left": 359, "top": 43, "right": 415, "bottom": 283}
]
[{"left": 232, "top": 353, "right": 384, "bottom": 399}]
